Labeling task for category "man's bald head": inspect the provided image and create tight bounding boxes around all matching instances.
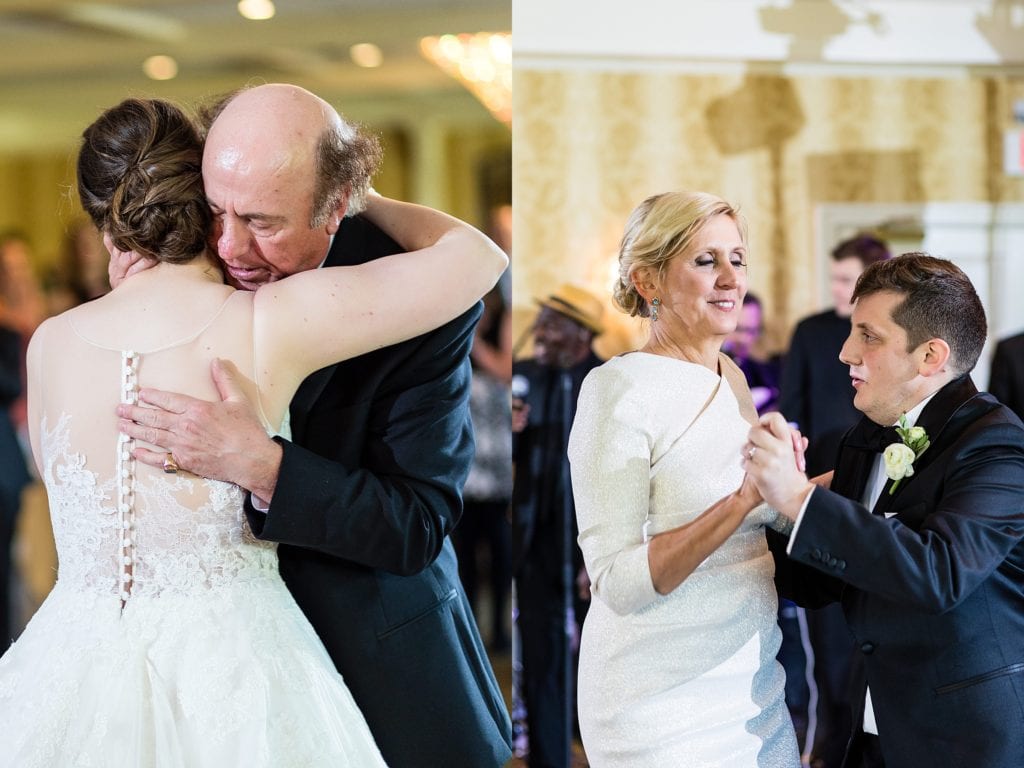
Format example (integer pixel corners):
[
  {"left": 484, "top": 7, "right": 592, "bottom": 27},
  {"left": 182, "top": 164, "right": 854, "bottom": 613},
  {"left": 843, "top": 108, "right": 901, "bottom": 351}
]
[
  {"left": 201, "top": 83, "right": 381, "bottom": 224},
  {"left": 198, "top": 83, "right": 382, "bottom": 290}
]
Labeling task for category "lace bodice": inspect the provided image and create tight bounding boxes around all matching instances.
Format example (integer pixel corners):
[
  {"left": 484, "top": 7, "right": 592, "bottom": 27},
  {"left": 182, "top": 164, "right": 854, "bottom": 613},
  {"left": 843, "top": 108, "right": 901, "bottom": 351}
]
[
  {"left": 42, "top": 410, "right": 276, "bottom": 599},
  {"left": 31, "top": 290, "right": 281, "bottom": 602}
]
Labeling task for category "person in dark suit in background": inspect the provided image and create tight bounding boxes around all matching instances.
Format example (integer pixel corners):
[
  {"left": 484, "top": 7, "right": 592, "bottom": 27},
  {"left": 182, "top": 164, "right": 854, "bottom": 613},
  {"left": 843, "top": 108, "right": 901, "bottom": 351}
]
[
  {"left": 0, "top": 233, "right": 40, "bottom": 653},
  {"left": 990, "top": 330, "right": 1024, "bottom": 422},
  {"left": 747, "top": 253, "right": 1024, "bottom": 768},
  {"left": 511, "top": 284, "right": 604, "bottom": 768},
  {"left": 0, "top": 320, "right": 29, "bottom": 653},
  {"left": 116, "top": 83, "right": 512, "bottom": 768},
  {"left": 780, "top": 234, "right": 891, "bottom": 475},
  {"left": 456, "top": 276, "right": 514, "bottom": 652},
  {"left": 777, "top": 233, "right": 891, "bottom": 766}
]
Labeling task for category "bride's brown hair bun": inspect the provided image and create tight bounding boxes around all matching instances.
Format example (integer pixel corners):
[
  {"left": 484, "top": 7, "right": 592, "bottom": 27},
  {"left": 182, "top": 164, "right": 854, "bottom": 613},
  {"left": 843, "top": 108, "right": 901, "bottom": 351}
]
[{"left": 77, "top": 98, "right": 211, "bottom": 264}]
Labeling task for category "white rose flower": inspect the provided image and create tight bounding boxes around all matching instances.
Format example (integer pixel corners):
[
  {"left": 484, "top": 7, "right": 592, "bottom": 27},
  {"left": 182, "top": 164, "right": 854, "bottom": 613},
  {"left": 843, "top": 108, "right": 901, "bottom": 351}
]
[
  {"left": 883, "top": 443, "right": 916, "bottom": 482},
  {"left": 905, "top": 426, "right": 927, "bottom": 444}
]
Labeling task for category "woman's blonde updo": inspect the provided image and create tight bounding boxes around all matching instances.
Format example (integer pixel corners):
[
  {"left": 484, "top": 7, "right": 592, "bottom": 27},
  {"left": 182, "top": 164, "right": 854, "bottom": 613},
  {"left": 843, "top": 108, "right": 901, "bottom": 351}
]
[
  {"left": 77, "top": 98, "right": 211, "bottom": 264},
  {"left": 612, "top": 191, "right": 746, "bottom": 317}
]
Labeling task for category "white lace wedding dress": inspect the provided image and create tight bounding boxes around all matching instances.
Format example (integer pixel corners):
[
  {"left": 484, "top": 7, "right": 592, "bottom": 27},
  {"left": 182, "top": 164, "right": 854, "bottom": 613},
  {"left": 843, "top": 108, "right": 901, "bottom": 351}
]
[{"left": 0, "top": 291, "right": 387, "bottom": 768}]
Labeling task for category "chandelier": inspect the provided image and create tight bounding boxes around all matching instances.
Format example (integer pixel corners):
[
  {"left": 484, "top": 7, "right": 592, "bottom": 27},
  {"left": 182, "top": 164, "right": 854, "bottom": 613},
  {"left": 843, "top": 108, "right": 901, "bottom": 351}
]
[{"left": 420, "top": 32, "right": 512, "bottom": 125}]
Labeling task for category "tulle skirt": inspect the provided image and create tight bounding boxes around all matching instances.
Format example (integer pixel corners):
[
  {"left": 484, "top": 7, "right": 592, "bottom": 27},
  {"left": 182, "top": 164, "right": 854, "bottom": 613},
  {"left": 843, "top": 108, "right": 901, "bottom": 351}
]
[{"left": 0, "top": 578, "right": 387, "bottom": 768}]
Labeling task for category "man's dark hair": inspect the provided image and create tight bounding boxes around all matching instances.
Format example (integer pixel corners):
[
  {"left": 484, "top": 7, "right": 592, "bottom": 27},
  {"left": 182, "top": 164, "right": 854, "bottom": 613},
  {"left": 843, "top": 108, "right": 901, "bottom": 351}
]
[
  {"left": 832, "top": 233, "right": 891, "bottom": 268},
  {"left": 853, "top": 252, "right": 987, "bottom": 374}
]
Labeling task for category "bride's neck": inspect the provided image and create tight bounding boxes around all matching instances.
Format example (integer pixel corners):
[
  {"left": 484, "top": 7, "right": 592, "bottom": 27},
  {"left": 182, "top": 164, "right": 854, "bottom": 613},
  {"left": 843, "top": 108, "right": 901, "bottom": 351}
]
[{"left": 116, "top": 251, "right": 225, "bottom": 290}]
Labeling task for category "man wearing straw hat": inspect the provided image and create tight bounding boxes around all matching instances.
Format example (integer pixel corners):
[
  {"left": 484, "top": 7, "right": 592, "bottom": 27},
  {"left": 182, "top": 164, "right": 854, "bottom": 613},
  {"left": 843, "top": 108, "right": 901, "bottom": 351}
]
[{"left": 511, "top": 283, "right": 604, "bottom": 768}]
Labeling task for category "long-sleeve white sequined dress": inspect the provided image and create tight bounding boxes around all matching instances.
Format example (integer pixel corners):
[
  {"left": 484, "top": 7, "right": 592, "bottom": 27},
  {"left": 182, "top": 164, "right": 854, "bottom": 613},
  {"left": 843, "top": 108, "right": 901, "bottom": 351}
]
[
  {"left": 0, "top": 297, "right": 387, "bottom": 768},
  {"left": 568, "top": 353, "right": 798, "bottom": 767}
]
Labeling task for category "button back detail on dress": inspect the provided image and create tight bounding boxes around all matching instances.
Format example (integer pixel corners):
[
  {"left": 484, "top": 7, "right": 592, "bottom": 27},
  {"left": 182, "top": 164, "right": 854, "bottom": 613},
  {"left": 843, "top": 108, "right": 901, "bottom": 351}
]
[{"left": 117, "top": 350, "right": 139, "bottom": 607}]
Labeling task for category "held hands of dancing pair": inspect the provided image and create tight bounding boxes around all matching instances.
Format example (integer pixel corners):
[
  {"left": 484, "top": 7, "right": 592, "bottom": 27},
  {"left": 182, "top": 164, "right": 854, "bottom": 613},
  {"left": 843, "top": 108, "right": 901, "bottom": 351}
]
[{"left": 740, "top": 413, "right": 832, "bottom": 523}]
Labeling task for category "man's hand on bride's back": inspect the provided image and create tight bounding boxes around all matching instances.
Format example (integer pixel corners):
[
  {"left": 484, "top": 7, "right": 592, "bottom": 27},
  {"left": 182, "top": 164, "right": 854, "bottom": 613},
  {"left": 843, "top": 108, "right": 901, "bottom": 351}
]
[{"left": 115, "top": 358, "right": 283, "bottom": 502}]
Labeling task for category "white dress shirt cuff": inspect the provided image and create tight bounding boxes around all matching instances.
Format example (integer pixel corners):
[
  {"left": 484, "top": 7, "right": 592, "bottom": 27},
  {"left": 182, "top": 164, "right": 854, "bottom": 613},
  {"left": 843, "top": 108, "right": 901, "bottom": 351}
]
[
  {"left": 785, "top": 485, "right": 816, "bottom": 556},
  {"left": 250, "top": 493, "right": 270, "bottom": 514}
]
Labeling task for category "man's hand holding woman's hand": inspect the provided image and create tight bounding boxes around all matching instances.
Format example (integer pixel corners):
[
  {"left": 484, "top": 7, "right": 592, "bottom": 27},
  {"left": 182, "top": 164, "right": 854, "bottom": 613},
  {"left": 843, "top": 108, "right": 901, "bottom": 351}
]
[{"left": 742, "top": 413, "right": 815, "bottom": 522}]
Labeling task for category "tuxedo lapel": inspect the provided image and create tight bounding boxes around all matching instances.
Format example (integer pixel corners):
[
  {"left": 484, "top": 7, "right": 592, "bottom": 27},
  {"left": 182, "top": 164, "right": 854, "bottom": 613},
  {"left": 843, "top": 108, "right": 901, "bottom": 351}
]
[
  {"left": 867, "top": 375, "right": 982, "bottom": 515},
  {"left": 902, "top": 375, "right": 980, "bottom": 477}
]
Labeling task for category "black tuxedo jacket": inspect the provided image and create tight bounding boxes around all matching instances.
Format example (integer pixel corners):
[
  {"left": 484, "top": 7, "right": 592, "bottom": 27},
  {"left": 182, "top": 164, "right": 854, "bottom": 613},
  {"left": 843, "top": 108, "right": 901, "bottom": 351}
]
[
  {"left": 770, "top": 375, "right": 1024, "bottom": 767},
  {"left": 990, "top": 331, "right": 1024, "bottom": 422},
  {"left": 511, "top": 352, "right": 602, "bottom": 576},
  {"left": 245, "top": 215, "right": 512, "bottom": 768}
]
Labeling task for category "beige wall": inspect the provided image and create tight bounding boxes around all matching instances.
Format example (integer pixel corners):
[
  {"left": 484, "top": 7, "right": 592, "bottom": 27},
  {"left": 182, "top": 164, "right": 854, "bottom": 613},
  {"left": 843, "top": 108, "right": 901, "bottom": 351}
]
[{"left": 513, "top": 67, "right": 1024, "bottom": 360}]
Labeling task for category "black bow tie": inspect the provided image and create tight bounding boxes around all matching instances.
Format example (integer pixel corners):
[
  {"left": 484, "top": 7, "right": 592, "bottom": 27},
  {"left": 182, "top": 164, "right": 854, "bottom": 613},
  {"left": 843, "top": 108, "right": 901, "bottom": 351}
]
[{"left": 848, "top": 422, "right": 902, "bottom": 453}]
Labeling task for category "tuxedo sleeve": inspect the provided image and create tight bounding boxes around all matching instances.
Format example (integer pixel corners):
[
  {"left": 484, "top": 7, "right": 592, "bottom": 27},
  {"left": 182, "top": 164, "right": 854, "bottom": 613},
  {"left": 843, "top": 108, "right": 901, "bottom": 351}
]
[
  {"left": 790, "top": 420, "right": 1024, "bottom": 613},
  {"left": 767, "top": 528, "right": 844, "bottom": 609},
  {"left": 248, "top": 308, "right": 478, "bottom": 576}
]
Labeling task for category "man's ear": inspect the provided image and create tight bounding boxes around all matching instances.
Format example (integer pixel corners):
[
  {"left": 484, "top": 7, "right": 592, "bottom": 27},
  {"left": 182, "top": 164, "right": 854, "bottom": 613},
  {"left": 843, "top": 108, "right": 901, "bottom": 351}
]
[
  {"left": 324, "top": 187, "right": 351, "bottom": 236},
  {"left": 630, "top": 266, "right": 659, "bottom": 305},
  {"left": 918, "top": 337, "right": 952, "bottom": 376}
]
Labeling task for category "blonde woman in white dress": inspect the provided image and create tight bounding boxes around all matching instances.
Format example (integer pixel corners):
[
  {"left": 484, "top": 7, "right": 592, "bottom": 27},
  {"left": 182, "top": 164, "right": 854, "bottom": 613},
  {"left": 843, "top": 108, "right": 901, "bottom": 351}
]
[
  {"left": 0, "top": 97, "right": 506, "bottom": 767},
  {"left": 568, "top": 191, "right": 800, "bottom": 767}
]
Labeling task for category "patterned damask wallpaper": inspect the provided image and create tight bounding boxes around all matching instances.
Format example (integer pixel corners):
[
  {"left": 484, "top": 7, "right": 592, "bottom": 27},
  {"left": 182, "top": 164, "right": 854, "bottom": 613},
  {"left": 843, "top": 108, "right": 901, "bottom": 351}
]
[{"left": 513, "top": 68, "right": 1024, "bottom": 359}]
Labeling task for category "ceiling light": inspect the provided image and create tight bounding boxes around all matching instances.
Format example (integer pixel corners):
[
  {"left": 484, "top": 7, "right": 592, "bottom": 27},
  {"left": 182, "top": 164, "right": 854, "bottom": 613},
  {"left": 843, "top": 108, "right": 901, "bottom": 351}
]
[
  {"left": 420, "top": 32, "right": 512, "bottom": 125},
  {"left": 350, "top": 43, "right": 383, "bottom": 68},
  {"left": 143, "top": 55, "right": 178, "bottom": 81},
  {"left": 238, "top": 0, "right": 275, "bottom": 21}
]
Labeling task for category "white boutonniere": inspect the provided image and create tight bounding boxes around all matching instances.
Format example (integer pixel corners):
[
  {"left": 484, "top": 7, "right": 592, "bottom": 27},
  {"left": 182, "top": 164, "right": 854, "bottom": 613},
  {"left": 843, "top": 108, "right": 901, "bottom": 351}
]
[{"left": 883, "top": 414, "right": 930, "bottom": 494}]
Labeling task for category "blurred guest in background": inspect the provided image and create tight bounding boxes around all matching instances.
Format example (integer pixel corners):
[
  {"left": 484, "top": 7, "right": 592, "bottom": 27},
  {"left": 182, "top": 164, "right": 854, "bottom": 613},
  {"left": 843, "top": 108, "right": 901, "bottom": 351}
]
[
  {"left": 724, "top": 291, "right": 781, "bottom": 414},
  {"left": 778, "top": 232, "right": 891, "bottom": 767},
  {"left": 0, "top": 231, "right": 46, "bottom": 442},
  {"left": 511, "top": 283, "right": 603, "bottom": 768},
  {"left": 0, "top": 235, "right": 36, "bottom": 653},
  {"left": 455, "top": 205, "right": 513, "bottom": 652},
  {"left": 0, "top": 232, "right": 46, "bottom": 340},
  {"left": 44, "top": 219, "right": 110, "bottom": 315},
  {"left": 0, "top": 319, "right": 30, "bottom": 653},
  {"left": 779, "top": 234, "right": 891, "bottom": 476},
  {"left": 989, "top": 330, "right": 1024, "bottom": 422}
]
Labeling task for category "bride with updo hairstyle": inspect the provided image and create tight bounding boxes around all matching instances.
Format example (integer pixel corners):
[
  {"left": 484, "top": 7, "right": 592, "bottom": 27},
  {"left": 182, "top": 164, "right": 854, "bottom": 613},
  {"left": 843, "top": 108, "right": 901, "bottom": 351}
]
[
  {"left": 568, "top": 190, "right": 801, "bottom": 766},
  {"left": 78, "top": 98, "right": 211, "bottom": 266},
  {"left": 0, "top": 96, "right": 506, "bottom": 766}
]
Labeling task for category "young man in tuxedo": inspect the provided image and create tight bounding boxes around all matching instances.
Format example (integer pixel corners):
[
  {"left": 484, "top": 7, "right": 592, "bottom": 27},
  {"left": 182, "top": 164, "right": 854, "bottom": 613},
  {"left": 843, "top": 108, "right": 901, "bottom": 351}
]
[
  {"left": 115, "top": 84, "right": 512, "bottom": 768},
  {"left": 745, "top": 253, "right": 1024, "bottom": 768}
]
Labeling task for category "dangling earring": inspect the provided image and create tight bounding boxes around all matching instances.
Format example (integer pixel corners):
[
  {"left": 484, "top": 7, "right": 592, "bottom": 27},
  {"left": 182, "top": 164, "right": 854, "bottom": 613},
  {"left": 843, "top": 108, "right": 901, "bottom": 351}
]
[{"left": 650, "top": 297, "right": 661, "bottom": 322}]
